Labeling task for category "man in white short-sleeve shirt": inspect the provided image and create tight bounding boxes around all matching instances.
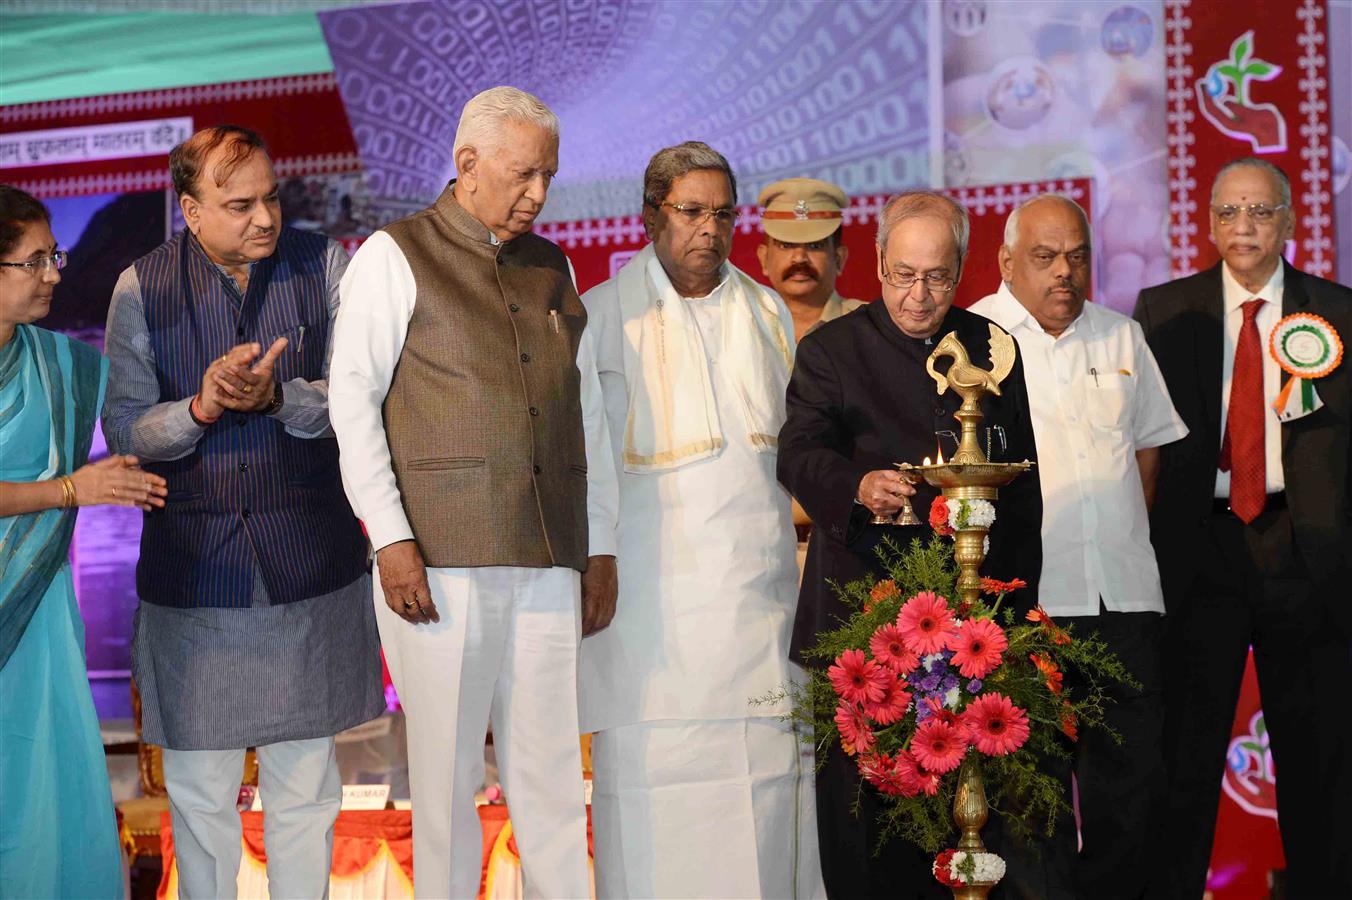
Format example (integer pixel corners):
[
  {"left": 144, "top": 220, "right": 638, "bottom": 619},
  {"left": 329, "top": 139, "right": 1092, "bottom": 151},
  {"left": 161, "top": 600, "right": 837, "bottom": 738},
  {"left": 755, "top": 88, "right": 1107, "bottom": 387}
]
[{"left": 970, "top": 194, "right": 1186, "bottom": 900}]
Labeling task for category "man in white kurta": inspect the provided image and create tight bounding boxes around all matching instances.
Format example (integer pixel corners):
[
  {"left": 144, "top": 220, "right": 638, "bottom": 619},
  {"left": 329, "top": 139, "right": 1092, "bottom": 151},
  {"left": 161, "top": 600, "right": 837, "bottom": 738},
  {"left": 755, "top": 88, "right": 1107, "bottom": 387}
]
[
  {"left": 577, "top": 141, "right": 824, "bottom": 899},
  {"left": 329, "top": 89, "right": 618, "bottom": 899},
  {"left": 969, "top": 194, "right": 1187, "bottom": 898}
]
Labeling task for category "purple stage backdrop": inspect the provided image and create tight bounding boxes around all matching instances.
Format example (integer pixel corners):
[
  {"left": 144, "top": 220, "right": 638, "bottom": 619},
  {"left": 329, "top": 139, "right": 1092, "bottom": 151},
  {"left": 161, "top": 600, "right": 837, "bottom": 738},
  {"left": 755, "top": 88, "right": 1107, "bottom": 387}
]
[{"left": 319, "top": 0, "right": 933, "bottom": 224}]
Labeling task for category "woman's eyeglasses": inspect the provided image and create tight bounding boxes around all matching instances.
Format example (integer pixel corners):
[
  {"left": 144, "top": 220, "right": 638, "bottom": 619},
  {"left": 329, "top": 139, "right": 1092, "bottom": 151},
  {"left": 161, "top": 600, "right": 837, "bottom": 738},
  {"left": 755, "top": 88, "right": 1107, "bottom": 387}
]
[{"left": 0, "top": 251, "right": 68, "bottom": 274}]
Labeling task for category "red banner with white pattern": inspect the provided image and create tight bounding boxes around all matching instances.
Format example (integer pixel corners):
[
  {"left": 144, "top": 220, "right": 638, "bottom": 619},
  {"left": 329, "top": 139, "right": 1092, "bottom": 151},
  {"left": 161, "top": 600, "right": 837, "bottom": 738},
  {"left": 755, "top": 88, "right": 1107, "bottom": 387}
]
[
  {"left": 1165, "top": 0, "right": 1336, "bottom": 278},
  {"left": 540, "top": 178, "right": 1093, "bottom": 306}
]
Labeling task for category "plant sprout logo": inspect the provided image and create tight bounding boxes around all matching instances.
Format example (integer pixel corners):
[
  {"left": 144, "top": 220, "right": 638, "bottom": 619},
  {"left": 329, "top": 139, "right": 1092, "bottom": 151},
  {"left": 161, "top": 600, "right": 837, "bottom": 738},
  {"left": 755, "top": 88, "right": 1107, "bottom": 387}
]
[
  {"left": 1221, "top": 710, "right": 1279, "bottom": 820},
  {"left": 1196, "top": 30, "right": 1287, "bottom": 153}
]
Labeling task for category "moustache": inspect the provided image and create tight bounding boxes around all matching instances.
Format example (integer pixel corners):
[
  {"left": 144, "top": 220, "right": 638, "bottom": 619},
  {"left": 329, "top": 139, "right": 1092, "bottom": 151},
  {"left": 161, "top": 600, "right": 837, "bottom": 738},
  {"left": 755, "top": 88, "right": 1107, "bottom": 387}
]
[
  {"left": 246, "top": 229, "right": 276, "bottom": 240},
  {"left": 783, "top": 263, "right": 820, "bottom": 281}
]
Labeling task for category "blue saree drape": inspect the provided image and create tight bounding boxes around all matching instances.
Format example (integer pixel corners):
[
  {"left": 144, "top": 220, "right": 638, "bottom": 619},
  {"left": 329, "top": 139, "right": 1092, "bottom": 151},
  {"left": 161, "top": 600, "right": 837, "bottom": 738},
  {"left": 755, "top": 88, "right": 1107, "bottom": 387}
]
[{"left": 0, "top": 324, "right": 123, "bottom": 898}]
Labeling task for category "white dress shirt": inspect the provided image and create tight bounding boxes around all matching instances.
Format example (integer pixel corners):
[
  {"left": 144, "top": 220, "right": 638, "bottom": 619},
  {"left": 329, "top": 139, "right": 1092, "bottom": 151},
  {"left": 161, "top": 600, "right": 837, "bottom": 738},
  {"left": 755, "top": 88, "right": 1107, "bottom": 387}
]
[
  {"left": 970, "top": 283, "right": 1189, "bottom": 617},
  {"left": 1215, "top": 262, "right": 1286, "bottom": 497},
  {"left": 327, "top": 229, "right": 618, "bottom": 558}
]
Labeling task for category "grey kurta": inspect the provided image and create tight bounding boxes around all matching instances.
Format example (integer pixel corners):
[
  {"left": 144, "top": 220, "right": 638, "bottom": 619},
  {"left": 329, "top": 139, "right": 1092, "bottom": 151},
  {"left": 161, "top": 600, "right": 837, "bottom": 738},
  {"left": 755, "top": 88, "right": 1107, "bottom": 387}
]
[{"left": 105, "top": 245, "right": 383, "bottom": 750}]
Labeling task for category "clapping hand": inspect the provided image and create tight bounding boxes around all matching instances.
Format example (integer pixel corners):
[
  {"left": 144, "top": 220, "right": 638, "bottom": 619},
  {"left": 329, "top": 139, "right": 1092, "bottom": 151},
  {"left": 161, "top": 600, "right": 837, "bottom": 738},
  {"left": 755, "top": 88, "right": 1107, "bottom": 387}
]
[{"left": 204, "top": 338, "right": 289, "bottom": 414}]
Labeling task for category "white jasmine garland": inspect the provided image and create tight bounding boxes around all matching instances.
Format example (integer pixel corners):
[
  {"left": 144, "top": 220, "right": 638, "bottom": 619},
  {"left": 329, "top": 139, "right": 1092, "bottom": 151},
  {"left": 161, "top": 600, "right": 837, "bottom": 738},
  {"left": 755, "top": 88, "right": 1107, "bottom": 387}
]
[
  {"left": 945, "top": 498, "right": 996, "bottom": 530},
  {"left": 939, "top": 850, "right": 1007, "bottom": 885}
]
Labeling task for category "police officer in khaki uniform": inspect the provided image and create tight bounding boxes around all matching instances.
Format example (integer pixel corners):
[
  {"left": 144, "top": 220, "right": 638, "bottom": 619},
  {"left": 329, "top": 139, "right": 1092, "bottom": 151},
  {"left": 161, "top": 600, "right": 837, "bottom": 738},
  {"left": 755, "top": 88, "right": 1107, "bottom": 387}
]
[
  {"left": 757, "top": 177, "right": 862, "bottom": 343},
  {"left": 758, "top": 178, "right": 862, "bottom": 562}
]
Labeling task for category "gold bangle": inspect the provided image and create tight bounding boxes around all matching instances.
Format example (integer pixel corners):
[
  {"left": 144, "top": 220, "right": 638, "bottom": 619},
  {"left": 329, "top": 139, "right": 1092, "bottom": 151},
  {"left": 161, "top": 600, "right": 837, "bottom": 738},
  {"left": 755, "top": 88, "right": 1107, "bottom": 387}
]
[{"left": 58, "top": 475, "right": 76, "bottom": 508}]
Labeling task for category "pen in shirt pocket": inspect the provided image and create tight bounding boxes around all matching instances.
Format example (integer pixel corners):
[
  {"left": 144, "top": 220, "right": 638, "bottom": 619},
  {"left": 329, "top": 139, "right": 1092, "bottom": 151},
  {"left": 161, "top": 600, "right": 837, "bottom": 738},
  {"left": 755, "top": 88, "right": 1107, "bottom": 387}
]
[{"left": 297, "top": 325, "right": 306, "bottom": 353}]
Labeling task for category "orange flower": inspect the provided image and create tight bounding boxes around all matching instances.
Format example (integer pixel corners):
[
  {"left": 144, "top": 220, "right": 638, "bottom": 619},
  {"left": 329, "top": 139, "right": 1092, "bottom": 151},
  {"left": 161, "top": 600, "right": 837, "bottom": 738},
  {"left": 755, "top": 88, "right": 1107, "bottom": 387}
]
[
  {"left": 1026, "top": 605, "right": 1072, "bottom": 645},
  {"left": 867, "top": 579, "right": 900, "bottom": 613},
  {"left": 929, "top": 496, "right": 953, "bottom": 536},
  {"left": 1059, "top": 701, "right": 1079, "bottom": 742},
  {"left": 980, "top": 577, "right": 1027, "bottom": 595},
  {"left": 1029, "top": 652, "right": 1064, "bottom": 694}
]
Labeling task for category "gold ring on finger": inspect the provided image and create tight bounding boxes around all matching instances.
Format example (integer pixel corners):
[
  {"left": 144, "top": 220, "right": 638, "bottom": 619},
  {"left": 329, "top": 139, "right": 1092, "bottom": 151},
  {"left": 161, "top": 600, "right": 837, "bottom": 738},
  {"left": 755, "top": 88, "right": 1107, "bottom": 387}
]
[{"left": 403, "top": 599, "right": 416, "bottom": 609}]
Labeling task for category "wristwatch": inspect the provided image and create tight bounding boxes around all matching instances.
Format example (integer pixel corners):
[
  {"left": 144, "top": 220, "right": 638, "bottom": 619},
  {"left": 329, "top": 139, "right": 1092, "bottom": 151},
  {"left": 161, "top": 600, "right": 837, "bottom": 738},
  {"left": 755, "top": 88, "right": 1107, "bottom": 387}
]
[{"left": 263, "top": 381, "right": 284, "bottom": 416}]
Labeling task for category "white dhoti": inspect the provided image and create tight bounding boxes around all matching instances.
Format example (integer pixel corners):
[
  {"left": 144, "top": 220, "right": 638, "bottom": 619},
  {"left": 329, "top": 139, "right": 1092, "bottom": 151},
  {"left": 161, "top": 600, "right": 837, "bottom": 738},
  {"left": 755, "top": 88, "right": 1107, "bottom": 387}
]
[
  {"left": 579, "top": 255, "right": 824, "bottom": 900},
  {"left": 591, "top": 718, "right": 823, "bottom": 900},
  {"left": 376, "top": 563, "right": 590, "bottom": 900}
]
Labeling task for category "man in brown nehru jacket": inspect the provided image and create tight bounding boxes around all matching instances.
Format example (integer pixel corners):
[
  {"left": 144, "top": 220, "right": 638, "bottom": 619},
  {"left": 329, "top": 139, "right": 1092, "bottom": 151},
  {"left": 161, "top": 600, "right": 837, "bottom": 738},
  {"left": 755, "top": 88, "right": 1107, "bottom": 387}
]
[{"left": 329, "top": 86, "right": 619, "bottom": 899}]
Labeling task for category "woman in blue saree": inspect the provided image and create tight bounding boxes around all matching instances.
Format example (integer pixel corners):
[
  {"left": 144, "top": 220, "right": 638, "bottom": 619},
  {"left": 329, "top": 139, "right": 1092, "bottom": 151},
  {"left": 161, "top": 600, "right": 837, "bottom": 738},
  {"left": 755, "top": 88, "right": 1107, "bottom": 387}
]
[{"left": 0, "top": 185, "right": 168, "bottom": 898}]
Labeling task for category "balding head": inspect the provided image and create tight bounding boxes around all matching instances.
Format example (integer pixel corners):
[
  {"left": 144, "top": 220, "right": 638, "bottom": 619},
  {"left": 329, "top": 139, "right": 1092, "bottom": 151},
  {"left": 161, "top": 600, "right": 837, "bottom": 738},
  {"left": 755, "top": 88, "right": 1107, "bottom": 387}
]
[{"left": 997, "top": 194, "right": 1092, "bottom": 337}]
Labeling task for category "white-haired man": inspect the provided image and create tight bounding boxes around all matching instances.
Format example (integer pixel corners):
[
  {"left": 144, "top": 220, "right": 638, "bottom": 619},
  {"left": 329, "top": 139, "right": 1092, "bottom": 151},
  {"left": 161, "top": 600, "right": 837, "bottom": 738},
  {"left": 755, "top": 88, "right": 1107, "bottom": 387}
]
[
  {"left": 329, "top": 86, "right": 619, "bottom": 898},
  {"left": 970, "top": 194, "right": 1187, "bottom": 899},
  {"left": 1137, "top": 158, "right": 1352, "bottom": 898},
  {"left": 780, "top": 190, "right": 1043, "bottom": 898},
  {"left": 577, "top": 141, "right": 824, "bottom": 898}
]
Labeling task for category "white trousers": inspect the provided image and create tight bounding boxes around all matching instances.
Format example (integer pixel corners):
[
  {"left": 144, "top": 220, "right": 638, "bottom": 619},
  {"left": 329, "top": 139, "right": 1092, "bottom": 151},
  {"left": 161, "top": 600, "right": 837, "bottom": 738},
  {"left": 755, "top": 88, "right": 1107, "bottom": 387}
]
[
  {"left": 162, "top": 737, "right": 340, "bottom": 900},
  {"left": 375, "top": 564, "right": 590, "bottom": 900},
  {"left": 591, "top": 718, "right": 826, "bottom": 900}
]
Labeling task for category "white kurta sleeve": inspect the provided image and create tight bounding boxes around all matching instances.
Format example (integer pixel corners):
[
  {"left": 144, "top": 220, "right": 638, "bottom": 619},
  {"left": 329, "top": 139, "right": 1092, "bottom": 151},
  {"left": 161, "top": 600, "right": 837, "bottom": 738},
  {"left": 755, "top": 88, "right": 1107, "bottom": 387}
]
[
  {"left": 568, "top": 259, "right": 620, "bottom": 558},
  {"left": 329, "top": 231, "right": 417, "bottom": 553},
  {"left": 578, "top": 325, "right": 619, "bottom": 557},
  {"left": 1129, "top": 319, "right": 1189, "bottom": 450}
]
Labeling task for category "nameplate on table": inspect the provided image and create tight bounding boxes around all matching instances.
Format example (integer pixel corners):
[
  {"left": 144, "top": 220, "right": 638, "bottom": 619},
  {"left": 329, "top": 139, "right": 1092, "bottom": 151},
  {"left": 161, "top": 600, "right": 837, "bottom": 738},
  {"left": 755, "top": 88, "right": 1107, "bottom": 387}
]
[{"left": 249, "top": 783, "right": 391, "bottom": 811}]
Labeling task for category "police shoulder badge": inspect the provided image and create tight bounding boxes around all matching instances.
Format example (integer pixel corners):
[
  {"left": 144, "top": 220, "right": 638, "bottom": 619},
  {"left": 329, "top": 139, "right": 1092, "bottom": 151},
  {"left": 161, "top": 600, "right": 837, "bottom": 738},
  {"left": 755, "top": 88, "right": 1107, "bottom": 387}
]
[{"left": 1270, "top": 313, "right": 1342, "bottom": 421}]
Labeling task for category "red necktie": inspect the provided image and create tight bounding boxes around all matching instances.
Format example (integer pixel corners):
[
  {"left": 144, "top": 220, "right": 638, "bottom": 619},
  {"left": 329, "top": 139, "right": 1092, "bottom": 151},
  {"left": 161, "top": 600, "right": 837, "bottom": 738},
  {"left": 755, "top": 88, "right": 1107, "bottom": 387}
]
[{"left": 1220, "top": 298, "right": 1266, "bottom": 523}]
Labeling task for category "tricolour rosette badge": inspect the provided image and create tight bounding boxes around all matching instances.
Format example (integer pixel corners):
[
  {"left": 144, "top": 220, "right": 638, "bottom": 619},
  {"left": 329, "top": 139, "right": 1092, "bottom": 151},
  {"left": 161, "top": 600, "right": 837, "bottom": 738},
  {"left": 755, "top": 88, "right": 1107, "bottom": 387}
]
[{"left": 1270, "top": 313, "right": 1343, "bottom": 421}]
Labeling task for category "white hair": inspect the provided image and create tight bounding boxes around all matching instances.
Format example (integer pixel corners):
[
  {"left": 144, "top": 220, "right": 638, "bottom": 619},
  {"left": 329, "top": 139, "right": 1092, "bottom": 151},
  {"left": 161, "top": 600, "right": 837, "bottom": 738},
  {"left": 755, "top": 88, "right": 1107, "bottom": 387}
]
[
  {"left": 452, "top": 86, "right": 559, "bottom": 158},
  {"left": 1211, "top": 157, "right": 1292, "bottom": 207},
  {"left": 875, "top": 191, "right": 971, "bottom": 274},
  {"left": 1002, "top": 193, "right": 1092, "bottom": 250}
]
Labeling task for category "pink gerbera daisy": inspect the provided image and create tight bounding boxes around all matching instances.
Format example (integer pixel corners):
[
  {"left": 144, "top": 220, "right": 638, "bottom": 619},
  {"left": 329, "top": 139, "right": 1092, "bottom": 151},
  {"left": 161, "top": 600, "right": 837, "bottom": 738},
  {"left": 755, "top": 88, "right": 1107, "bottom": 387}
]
[
  {"left": 858, "top": 751, "right": 892, "bottom": 788},
  {"left": 891, "top": 749, "right": 924, "bottom": 797},
  {"left": 913, "top": 759, "right": 942, "bottom": 796},
  {"left": 875, "top": 759, "right": 912, "bottom": 796},
  {"left": 864, "top": 676, "right": 913, "bottom": 725},
  {"left": 962, "top": 692, "right": 1031, "bottom": 756},
  {"left": 948, "top": 617, "right": 1009, "bottom": 679},
  {"left": 835, "top": 701, "right": 875, "bottom": 755},
  {"left": 897, "top": 591, "right": 957, "bottom": 655},
  {"left": 869, "top": 622, "right": 921, "bottom": 675},
  {"left": 911, "top": 717, "right": 969, "bottom": 774},
  {"left": 828, "top": 649, "right": 890, "bottom": 705}
]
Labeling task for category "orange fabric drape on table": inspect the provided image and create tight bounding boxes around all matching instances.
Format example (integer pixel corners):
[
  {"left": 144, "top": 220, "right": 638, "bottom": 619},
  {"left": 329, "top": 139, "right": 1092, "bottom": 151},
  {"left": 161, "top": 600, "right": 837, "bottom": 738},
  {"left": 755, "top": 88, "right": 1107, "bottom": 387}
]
[{"left": 157, "top": 805, "right": 595, "bottom": 899}]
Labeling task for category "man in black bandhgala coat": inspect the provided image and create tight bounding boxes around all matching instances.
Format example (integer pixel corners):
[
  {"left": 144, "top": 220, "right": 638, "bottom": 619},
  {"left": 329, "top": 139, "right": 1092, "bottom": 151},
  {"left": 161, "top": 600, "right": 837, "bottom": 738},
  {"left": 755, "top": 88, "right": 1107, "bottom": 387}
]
[{"left": 778, "top": 191, "right": 1044, "bottom": 899}]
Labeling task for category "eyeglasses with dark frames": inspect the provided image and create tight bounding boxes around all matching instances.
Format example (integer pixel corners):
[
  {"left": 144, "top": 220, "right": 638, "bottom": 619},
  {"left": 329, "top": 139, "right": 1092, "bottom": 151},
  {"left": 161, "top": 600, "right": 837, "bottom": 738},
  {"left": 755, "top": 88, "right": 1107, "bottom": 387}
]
[
  {"left": 881, "top": 264, "right": 955, "bottom": 293},
  {"left": 0, "top": 250, "right": 68, "bottom": 274}
]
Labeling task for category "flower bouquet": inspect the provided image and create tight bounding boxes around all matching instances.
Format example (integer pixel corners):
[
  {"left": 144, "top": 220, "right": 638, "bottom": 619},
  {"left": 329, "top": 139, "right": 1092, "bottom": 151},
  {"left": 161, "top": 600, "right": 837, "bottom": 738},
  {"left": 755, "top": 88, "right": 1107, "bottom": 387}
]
[{"left": 793, "top": 497, "right": 1135, "bottom": 889}]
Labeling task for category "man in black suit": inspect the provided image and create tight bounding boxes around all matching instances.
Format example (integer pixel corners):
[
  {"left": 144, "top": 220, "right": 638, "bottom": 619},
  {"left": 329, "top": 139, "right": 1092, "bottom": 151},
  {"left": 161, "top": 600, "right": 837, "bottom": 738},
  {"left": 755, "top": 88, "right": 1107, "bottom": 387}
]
[
  {"left": 779, "top": 190, "right": 1045, "bottom": 898},
  {"left": 1134, "top": 157, "right": 1352, "bottom": 899}
]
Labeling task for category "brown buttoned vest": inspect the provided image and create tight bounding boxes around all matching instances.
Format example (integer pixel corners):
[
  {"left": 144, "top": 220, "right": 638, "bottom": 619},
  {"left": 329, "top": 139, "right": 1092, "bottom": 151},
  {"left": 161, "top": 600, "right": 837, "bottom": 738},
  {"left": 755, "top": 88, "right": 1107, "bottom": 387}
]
[{"left": 381, "top": 184, "right": 589, "bottom": 571}]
